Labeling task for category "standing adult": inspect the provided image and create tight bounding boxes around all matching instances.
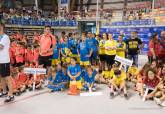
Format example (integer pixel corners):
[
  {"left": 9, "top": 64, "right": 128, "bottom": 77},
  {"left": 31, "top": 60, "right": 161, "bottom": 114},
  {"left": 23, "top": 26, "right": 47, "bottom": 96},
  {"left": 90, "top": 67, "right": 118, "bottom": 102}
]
[
  {"left": 159, "top": 31, "right": 165, "bottom": 63},
  {"left": 39, "top": 25, "right": 56, "bottom": 68},
  {"left": 126, "top": 31, "right": 143, "bottom": 66},
  {"left": 105, "top": 33, "right": 117, "bottom": 68},
  {"left": 0, "top": 23, "right": 14, "bottom": 102},
  {"left": 148, "top": 33, "right": 161, "bottom": 63}
]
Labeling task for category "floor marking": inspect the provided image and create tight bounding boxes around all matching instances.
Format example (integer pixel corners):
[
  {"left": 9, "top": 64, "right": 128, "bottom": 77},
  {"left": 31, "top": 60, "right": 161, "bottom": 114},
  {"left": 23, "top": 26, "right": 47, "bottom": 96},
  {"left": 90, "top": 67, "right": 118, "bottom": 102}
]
[{"left": 0, "top": 90, "right": 49, "bottom": 107}]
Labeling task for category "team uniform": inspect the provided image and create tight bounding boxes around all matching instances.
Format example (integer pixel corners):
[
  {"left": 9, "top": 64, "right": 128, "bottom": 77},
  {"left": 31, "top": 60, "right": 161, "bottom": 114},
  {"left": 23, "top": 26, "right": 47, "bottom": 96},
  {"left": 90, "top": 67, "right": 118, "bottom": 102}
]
[
  {"left": 70, "top": 39, "right": 79, "bottom": 62},
  {"left": 86, "top": 38, "right": 98, "bottom": 61},
  {"left": 105, "top": 40, "right": 117, "bottom": 66},
  {"left": 99, "top": 39, "right": 106, "bottom": 61},
  {"left": 112, "top": 71, "right": 127, "bottom": 86},
  {"left": 47, "top": 71, "right": 65, "bottom": 91},
  {"left": 83, "top": 70, "right": 97, "bottom": 90},
  {"left": 67, "top": 64, "right": 82, "bottom": 89},
  {"left": 116, "top": 41, "right": 126, "bottom": 58},
  {"left": 78, "top": 40, "right": 91, "bottom": 66},
  {"left": 52, "top": 43, "right": 61, "bottom": 66},
  {"left": 61, "top": 41, "right": 71, "bottom": 64}
]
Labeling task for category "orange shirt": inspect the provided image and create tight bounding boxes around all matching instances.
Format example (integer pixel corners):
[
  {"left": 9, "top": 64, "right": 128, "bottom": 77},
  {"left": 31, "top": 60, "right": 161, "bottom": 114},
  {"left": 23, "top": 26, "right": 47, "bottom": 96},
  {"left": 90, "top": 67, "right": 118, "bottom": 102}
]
[
  {"left": 15, "top": 46, "right": 25, "bottom": 63},
  {"left": 40, "top": 33, "right": 56, "bottom": 56}
]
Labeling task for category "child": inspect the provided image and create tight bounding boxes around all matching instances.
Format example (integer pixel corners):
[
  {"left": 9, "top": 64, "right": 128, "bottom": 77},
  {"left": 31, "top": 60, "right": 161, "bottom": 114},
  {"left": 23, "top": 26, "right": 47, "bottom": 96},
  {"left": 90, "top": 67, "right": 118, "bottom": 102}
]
[
  {"left": 135, "top": 63, "right": 151, "bottom": 92},
  {"left": 127, "top": 63, "right": 139, "bottom": 82},
  {"left": 158, "top": 64, "right": 165, "bottom": 80},
  {"left": 47, "top": 67, "right": 65, "bottom": 92},
  {"left": 78, "top": 35, "right": 93, "bottom": 66},
  {"left": 60, "top": 36, "right": 71, "bottom": 65},
  {"left": 67, "top": 57, "right": 82, "bottom": 90},
  {"left": 15, "top": 67, "right": 28, "bottom": 94},
  {"left": 83, "top": 66, "right": 97, "bottom": 92},
  {"left": 61, "top": 66, "right": 70, "bottom": 85},
  {"left": 98, "top": 33, "right": 107, "bottom": 71},
  {"left": 116, "top": 35, "right": 126, "bottom": 58},
  {"left": 139, "top": 68, "right": 160, "bottom": 97},
  {"left": 109, "top": 69, "right": 128, "bottom": 99},
  {"left": 15, "top": 42, "right": 25, "bottom": 67},
  {"left": 145, "top": 78, "right": 165, "bottom": 105},
  {"left": 52, "top": 42, "right": 61, "bottom": 66}
]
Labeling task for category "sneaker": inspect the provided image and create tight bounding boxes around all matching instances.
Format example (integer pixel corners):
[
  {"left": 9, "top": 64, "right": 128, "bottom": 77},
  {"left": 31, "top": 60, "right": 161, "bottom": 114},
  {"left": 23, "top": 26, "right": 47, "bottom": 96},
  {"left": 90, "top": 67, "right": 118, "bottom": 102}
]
[
  {"left": 0, "top": 92, "right": 8, "bottom": 98},
  {"left": 154, "top": 97, "right": 162, "bottom": 105},
  {"left": 4, "top": 96, "right": 15, "bottom": 102},
  {"left": 109, "top": 92, "right": 114, "bottom": 99},
  {"left": 124, "top": 94, "right": 129, "bottom": 100}
]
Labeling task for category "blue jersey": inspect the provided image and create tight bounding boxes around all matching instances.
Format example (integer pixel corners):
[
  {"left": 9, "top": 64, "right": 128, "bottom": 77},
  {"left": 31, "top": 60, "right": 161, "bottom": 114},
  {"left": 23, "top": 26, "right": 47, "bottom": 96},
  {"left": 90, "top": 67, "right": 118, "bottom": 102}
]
[
  {"left": 67, "top": 64, "right": 81, "bottom": 81},
  {"left": 60, "top": 42, "right": 71, "bottom": 55},
  {"left": 53, "top": 43, "right": 60, "bottom": 59},
  {"left": 87, "top": 38, "right": 98, "bottom": 52},
  {"left": 61, "top": 72, "right": 70, "bottom": 82},
  {"left": 70, "top": 39, "right": 78, "bottom": 54},
  {"left": 84, "top": 70, "right": 97, "bottom": 84},
  {"left": 49, "top": 71, "right": 62, "bottom": 84},
  {"left": 78, "top": 40, "right": 91, "bottom": 61}
]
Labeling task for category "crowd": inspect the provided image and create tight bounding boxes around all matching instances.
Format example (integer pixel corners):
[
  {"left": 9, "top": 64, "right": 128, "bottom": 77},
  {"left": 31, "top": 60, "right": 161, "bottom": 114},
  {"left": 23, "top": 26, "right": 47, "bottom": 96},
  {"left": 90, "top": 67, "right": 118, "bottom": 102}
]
[{"left": 0, "top": 23, "right": 165, "bottom": 106}]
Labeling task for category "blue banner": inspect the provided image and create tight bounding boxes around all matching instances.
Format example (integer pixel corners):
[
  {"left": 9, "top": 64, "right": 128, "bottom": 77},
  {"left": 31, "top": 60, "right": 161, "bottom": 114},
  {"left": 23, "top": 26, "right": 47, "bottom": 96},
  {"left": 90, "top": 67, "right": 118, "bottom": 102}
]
[{"left": 100, "top": 26, "right": 165, "bottom": 52}]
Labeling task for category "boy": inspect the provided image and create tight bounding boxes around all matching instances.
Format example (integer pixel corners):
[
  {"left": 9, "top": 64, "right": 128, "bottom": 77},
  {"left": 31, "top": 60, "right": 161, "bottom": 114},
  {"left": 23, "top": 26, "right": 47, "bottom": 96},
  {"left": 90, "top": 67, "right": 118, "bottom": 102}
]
[
  {"left": 52, "top": 42, "right": 61, "bottom": 66},
  {"left": 127, "top": 63, "right": 139, "bottom": 82},
  {"left": 67, "top": 57, "right": 82, "bottom": 90},
  {"left": 60, "top": 37, "right": 71, "bottom": 64},
  {"left": 78, "top": 35, "right": 93, "bottom": 66},
  {"left": 109, "top": 69, "right": 128, "bottom": 99},
  {"left": 83, "top": 66, "right": 97, "bottom": 92}
]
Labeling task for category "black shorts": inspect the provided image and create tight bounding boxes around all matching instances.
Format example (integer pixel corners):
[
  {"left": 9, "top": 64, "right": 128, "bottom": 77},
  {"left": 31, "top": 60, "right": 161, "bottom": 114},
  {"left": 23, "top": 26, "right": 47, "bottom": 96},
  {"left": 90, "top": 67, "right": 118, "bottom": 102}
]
[
  {"left": 0, "top": 63, "right": 10, "bottom": 78},
  {"left": 105, "top": 55, "right": 116, "bottom": 66},
  {"left": 99, "top": 54, "right": 106, "bottom": 61},
  {"left": 39, "top": 55, "right": 53, "bottom": 68}
]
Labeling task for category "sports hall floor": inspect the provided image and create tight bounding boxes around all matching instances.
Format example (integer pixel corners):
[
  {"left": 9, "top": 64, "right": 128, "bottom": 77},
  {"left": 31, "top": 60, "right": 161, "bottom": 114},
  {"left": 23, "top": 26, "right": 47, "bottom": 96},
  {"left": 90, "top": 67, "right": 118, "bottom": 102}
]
[{"left": 0, "top": 55, "right": 164, "bottom": 114}]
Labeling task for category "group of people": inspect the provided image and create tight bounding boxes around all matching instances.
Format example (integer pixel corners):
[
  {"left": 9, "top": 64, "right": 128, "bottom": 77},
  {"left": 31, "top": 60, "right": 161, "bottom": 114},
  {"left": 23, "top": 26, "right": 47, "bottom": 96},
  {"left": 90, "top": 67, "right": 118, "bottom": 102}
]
[{"left": 0, "top": 23, "right": 165, "bottom": 106}]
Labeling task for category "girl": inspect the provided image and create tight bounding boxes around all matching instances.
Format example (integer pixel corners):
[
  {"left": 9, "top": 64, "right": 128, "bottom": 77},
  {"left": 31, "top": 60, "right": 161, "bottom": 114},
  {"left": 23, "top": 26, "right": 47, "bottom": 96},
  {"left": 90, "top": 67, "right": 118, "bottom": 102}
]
[
  {"left": 135, "top": 63, "right": 150, "bottom": 92},
  {"left": 47, "top": 67, "right": 65, "bottom": 92},
  {"left": 116, "top": 35, "right": 126, "bottom": 58},
  {"left": 98, "top": 33, "right": 107, "bottom": 71},
  {"left": 158, "top": 64, "right": 165, "bottom": 80},
  {"left": 67, "top": 57, "right": 82, "bottom": 90},
  {"left": 83, "top": 66, "right": 97, "bottom": 92},
  {"left": 109, "top": 69, "right": 128, "bottom": 99},
  {"left": 139, "top": 68, "right": 160, "bottom": 98},
  {"left": 145, "top": 78, "right": 165, "bottom": 105},
  {"left": 105, "top": 33, "right": 117, "bottom": 69}
]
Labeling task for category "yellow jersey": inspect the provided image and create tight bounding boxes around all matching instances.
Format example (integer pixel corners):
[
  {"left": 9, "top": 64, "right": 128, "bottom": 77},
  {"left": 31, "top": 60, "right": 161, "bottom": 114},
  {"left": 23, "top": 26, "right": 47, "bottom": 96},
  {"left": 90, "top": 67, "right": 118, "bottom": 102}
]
[
  {"left": 99, "top": 40, "right": 106, "bottom": 55},
  {"left": 105, "top": 40, "right": 117, "bottom": 55},
  {"left": 116, "top": 42, "right": 126, "bottom": 58},
  {"left": 102, "top": 70, "right": 111, "bottom": 79},
  {"left": 113, "top": 71, "right": 126, "bottom": 85},
  {"left": 128, "top": 66, "right": 139, "bottom": 76}
]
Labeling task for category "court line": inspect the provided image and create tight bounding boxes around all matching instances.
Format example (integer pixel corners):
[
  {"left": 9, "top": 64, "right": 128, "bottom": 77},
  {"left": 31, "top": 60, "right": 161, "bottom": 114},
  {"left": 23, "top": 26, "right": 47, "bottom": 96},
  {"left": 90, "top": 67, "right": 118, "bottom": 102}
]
[{"left": 0, "top": 90, "right": 49, "bottom": 108}]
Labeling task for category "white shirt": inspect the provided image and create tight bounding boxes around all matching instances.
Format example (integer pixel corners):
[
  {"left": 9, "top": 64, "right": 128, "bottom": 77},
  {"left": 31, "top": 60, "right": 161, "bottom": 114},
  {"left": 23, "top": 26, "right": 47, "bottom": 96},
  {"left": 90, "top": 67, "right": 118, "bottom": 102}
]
[{"left": 0, "top": 34, "right": 10, "bottom": 63}]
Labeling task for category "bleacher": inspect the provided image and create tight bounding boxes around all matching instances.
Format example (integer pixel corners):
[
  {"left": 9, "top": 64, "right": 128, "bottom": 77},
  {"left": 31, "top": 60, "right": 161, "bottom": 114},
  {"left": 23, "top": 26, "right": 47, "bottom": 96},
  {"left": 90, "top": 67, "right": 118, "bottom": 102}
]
[{"left": 7, "top": 18, "right": 78, "bottom": 27}]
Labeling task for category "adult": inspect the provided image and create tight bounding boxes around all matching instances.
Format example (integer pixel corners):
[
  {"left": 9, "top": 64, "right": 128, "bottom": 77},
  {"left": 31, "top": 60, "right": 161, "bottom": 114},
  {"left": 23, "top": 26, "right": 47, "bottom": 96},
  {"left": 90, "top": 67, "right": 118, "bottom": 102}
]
[
  {"left": 126, "top": 31, "right": 143, "bottom": 66},
  {"left": 0, "top": 23, "right": 14, "bottom": 102},
  {"left": 105, "top": 33, "right": 117, "bottom": 68},
  {"left": 148, "top": 33, "right": 161, "bottom": 63},
  {"left": 39, "top": 25, "right": 56, "bottom": 68},
  {"left": 159, "top": 31, "right": 165, "bottom": 63}
]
